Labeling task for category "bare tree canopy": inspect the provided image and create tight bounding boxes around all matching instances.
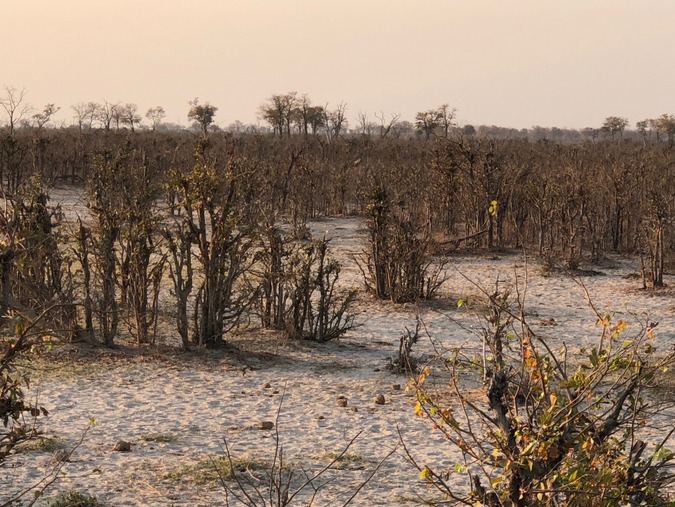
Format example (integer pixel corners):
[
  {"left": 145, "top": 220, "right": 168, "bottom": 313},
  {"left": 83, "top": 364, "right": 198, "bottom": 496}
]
[{"left": 0, "top": 86, "right": 31, "bottom": 136}]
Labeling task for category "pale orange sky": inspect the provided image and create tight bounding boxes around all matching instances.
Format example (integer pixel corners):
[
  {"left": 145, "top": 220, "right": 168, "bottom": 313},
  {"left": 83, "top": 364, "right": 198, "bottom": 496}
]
[{"left": 3, "top": 0, "right": 675, "bottom": 129}]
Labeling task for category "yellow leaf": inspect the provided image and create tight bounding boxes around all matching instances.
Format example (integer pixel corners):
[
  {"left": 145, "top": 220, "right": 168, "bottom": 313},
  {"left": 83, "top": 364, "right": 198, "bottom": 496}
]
[{"left": 488, "top": 200, "right": 498, "bottom": 217}]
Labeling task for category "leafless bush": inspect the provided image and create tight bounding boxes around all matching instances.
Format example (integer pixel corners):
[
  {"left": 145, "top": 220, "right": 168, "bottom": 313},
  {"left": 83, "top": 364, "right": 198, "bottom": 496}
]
[
  {"left": 0, "top": 180, "right": 76, "bottom": 338},
  {"left": 254, "top": 226, "right": 288, "bottom": 331},
  {"left": 165, "top": 140, "right": 258, "bottom": 348},
  {"left": 359, "top": 186, "right": 447, "bottom": 303},
  {"left": 115, "top": 154, "right": 166, "bottom": 345},
  {"left": 286, "top": 238, "right": 356, "bottom": 342},
  {"left": 86, "top": 153, "right": 123, "bottom": 346},
  {"left": 163, "top": 218, "right": 194, "bottom": 350},
  {"left": 387, "top": 317, "right": 421, "bottom": 374},
  {"left": 254, "top": 231, "right": 356, "bottom": 342}
]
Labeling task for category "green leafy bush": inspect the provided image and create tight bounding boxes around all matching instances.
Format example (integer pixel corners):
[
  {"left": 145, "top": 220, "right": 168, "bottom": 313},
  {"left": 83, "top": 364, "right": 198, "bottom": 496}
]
[
  {"left": 48, "top": 489, "right": 98, "bottom": 507},
  {"left": 411, "top": 289, "right": 675, "bottom": 506}
]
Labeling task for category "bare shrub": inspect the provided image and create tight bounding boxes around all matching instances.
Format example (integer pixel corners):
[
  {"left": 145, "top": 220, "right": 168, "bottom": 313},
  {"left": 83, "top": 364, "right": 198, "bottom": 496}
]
[
  {"left": 86, "top": 153, "right": 123, "bottom": 346},
  {"left": 359, "top": 186, "right": 446, "bottom": 303},
  {"left": 115, "top": 155, "right": 166, "bottom": 345},
  {"left": 285, "top": 237, "right": 356, "bottom": 342},
  {"left": 387, "top": 318, "right": 421, "bottom": 374},
  {"left": 162, "top": 218, "right": 194, "bottom": 350},
  {"left": 254, "top": 226, "right": 287, "bottom": 331},
  {"left": 254, "top": 231, "right": 356, "bottom": 342},
  {"left": 165, "top": 140, "right": 257, "bottom": 348},
  {"left": 0, "top": 180, "right": 78, "bottom": 342},
  {"left": 639, "top": 192, "right": 669, "bottom": 288}
]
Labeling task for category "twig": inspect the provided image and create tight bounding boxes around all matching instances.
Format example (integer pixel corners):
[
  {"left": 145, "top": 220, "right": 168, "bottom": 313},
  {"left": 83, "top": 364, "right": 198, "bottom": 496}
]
[{"left": 1, "top": 423, "right": 92, "bottom": 507}]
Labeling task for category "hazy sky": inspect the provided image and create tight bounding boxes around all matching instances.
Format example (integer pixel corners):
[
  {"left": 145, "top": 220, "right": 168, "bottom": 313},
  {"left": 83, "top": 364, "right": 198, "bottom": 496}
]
[{"left": 3, "top": 1, "right": 675, "bottom": 130}]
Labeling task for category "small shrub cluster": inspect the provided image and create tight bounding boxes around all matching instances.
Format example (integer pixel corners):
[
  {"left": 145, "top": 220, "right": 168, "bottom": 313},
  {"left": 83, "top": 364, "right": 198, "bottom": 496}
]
[
  {"left": 48, "top": 489, "right": 98, "bottom": 507},
  {"left": 255, "top": 230, "right": 356, "bottom": 342},
  {"left": 360, "top": 186, "right": 446, "bottom": 303}
]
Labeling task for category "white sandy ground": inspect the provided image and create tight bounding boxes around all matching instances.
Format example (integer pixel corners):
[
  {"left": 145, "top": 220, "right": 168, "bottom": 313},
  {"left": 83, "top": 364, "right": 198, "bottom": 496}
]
[{"left": 2, "top": 205, "right": 675, "bottom": 506}]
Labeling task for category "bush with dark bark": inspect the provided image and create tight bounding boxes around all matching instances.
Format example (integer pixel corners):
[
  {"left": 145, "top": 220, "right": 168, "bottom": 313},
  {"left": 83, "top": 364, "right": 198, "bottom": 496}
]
[
  {"left": 359, "top": 186, "right": 446, "bottom": 303},
  {"left": 254, "top": 230, "right": 356, "bottom": 342}
]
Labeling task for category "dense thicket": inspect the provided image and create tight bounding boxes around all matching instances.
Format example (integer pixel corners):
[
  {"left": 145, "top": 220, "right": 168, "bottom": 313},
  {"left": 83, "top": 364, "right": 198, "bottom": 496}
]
[{"left": 0, "top": 128, "right": 674, "bottom": 347}]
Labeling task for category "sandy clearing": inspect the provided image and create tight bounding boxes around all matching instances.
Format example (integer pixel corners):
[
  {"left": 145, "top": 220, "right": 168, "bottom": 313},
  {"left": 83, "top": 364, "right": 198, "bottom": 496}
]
[{"left": 2, "top": 216, "right": 674, "bottom": 506}]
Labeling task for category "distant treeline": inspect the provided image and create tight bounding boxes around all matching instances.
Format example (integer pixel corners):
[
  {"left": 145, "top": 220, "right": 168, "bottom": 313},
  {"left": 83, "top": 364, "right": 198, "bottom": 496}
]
[{"left": 4, "top": 87, "right": 675, "bottom": 142}]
